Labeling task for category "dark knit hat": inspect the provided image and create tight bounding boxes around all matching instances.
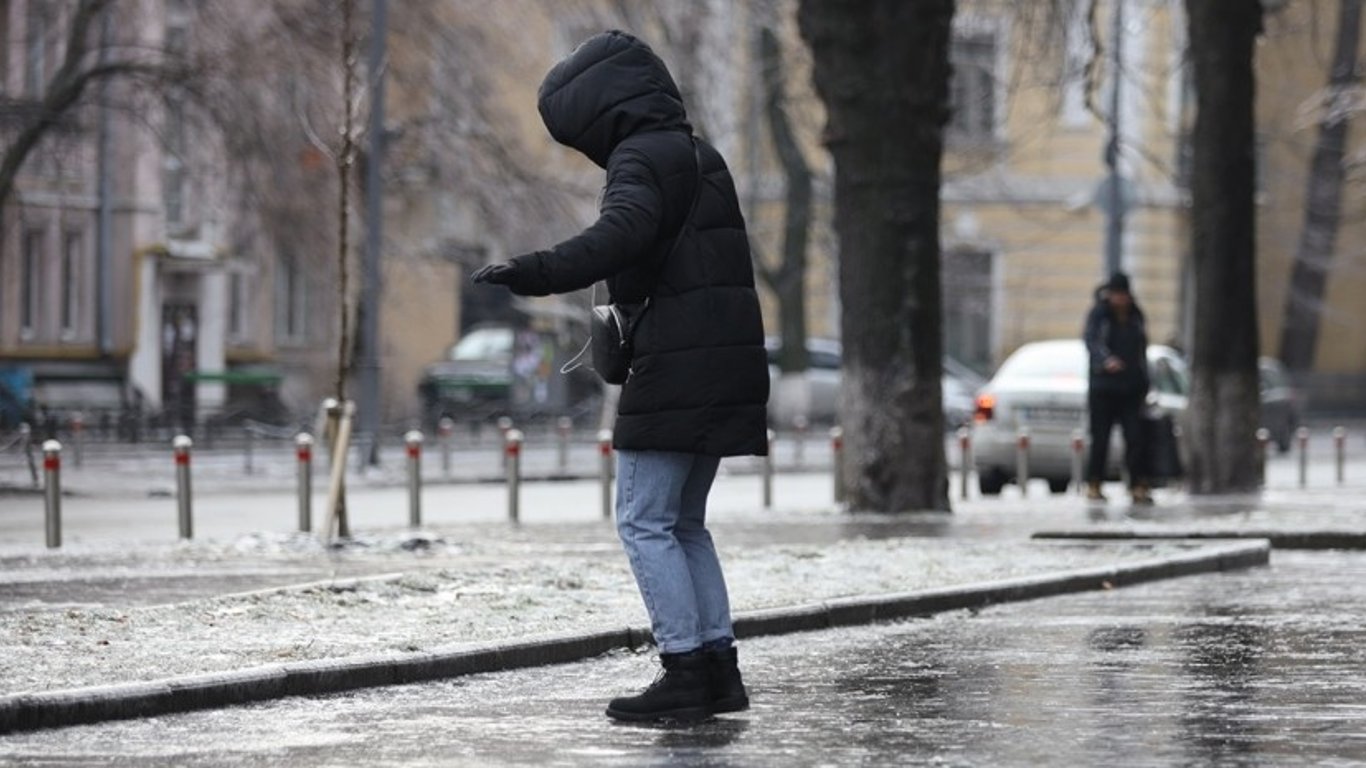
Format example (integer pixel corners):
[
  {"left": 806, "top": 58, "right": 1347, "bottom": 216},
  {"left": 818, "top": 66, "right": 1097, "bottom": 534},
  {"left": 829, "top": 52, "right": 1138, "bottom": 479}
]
[{"left": 1106, "top": 272, "right": 1131, "bottom": 294}]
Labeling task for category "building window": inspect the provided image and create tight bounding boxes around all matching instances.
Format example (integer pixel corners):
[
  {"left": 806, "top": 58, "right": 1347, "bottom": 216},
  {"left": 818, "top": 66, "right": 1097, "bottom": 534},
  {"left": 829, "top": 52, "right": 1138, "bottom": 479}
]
[
  {"left": 24, "top": 0, "right": 47, "bottom": 97},
  {"left": 163, "top": 24, "right": 189, "bottom": 229},
  {"left": 942, "top": 248, "right": 994, "bottom": 373},
  {"left": 20, "top": 228, "right": 44, "bottom": 337},
  {"left": 0, "top": 1, "right": 12, "bottom": 95},
  {"left": 949, "top": 33, "right": 997, "bottom": 142},
  {"left": 60, "top": 230, "right": 82, "bottom": 337},
  {"left": 276, "top": 257, "right": 307, "bottom": 343},
  {"left": 1059, "top": 0, "right": 1093, "bottom": 127},
  {"left": 228, "top": 271, "right": 248, "bottom": 341}
]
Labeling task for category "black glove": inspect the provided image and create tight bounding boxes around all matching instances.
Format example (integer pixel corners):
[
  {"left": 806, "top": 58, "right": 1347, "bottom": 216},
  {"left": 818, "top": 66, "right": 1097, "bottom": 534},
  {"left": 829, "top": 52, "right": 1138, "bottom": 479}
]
[
  {"left": 471, "top": 263, "right": 517, "bottom": 286},
  {"left": 472, "top": 255, "right": 550, "bottom": 296}
]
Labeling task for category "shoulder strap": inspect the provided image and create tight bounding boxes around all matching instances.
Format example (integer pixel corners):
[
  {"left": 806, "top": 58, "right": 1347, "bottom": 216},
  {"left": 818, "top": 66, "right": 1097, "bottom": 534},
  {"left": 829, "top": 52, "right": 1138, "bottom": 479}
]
[
  {"left": 658, "top": 139, "right": 703, "bottom": 270},
  {"left": 643, "top": 139, "right": 702, "bottom": 294},
  {"left": 560, "top": 140, "right": 702, "bottom": 377}
]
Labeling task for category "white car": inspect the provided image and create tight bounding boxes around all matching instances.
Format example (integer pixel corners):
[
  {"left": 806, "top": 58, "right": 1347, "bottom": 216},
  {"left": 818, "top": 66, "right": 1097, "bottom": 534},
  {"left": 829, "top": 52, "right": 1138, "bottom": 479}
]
[
  {"left": 971, "top": 339, "right": 1188, "bottom": 495},
  {"left": 765, "top": 338, "right": 985, "bottom": 428}
]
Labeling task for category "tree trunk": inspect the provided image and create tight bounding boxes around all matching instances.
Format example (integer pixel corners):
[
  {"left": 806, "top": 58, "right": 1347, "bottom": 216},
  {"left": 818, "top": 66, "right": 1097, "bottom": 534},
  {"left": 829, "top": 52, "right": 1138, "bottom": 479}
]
[
  {"left": 1277, "top": 0, "right": 1363, "bottom": 373},
  {"left": 755, "top": 26, "right": 812, "bottom": 376},
  {"left": 798, "top": 0, "right": 952, "bottom": 512},
  {"left": 1185, "top": 0, "right": 1263, "bottom": 494}
]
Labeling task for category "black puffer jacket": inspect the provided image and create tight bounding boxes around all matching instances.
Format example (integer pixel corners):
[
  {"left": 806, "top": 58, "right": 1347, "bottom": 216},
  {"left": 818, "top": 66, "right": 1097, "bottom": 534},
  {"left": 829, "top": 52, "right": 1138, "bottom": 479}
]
[
  {"left": 510, "top": 31, "right": 769, "bottom": 457},
  {"left": 1083, "top": 292, "right": 1150, "bottom": 396}
]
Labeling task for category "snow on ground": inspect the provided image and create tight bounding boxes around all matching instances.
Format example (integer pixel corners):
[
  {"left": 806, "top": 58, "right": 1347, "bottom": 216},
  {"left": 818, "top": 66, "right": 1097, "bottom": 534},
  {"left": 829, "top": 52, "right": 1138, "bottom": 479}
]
[{"left": 0, "top": 528, "right": 1194, "bottom": 695}]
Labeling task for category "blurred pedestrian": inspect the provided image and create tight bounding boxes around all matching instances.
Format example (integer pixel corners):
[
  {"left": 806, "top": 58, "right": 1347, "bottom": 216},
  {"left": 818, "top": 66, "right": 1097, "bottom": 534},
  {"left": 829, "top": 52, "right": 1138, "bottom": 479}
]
[
  {"left": 473, "top": 30, "right": 768, "bottom": 722},
  {"left": 1083, "top": 272, "right": 1152, "bottom": 504}
]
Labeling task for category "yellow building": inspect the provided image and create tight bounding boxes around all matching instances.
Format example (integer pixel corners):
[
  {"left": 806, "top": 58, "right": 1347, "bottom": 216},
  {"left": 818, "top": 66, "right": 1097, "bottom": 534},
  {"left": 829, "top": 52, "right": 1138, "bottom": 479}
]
[
  {"left": 931, "top": 1, "right": 1189, "bottom": 374},
  {"left": 1258, "top": 1, "right": 1366, "bottom": 410}
]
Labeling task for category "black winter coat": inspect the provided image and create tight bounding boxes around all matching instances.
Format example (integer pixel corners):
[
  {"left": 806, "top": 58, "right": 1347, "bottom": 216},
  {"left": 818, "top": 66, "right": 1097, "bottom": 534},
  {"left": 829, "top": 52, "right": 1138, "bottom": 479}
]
[
  {"left": 1083, "top": 294, "right": 1150, "bottom": 397},
  {"left": 510, "top": 31, "right": 769, "bottom": 457}
]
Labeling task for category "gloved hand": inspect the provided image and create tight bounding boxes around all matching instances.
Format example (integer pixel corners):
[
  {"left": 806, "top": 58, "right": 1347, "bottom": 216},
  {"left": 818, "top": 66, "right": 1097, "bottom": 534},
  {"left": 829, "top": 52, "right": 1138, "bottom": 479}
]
[
  {"left": 471, "top": 262, "right": 518, "bottom": 287},
  {"left": 471, "top": 255, "right": 549, "bottom": 296}
]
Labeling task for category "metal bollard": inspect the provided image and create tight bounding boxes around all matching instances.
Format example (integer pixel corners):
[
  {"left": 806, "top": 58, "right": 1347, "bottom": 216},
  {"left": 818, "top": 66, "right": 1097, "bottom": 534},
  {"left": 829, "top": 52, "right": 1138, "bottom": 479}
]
[
  {"left": 1070, "top": 429, "right": 1085, "bottom": 495},
  {"left": 763, "top": 429, "right": 775, "bottom": 509},
  {"left": 556, "top": 416, "right": 573, "bottom": 473},
  {"left": 505, "top": 429, "right": 523, "bottom": 524},
  {"left": 1297, "top": 426, "right": 1310, "bottom": 488},
  {"left": 1333, "top": 426, "right": 1346, "bottom": 486},
  {"left": 1256, "top": 428, "right": 1271, "bottom": 483},
  {"left": 793, "top": 416, "right": 809, "bottom": 470},
  {"left": 438, "top": 417, "right": 454, "bottom": 477},
  {"left": 957, "top": 427, "right": 971, "bottom": 501},
  {"left": 295, "top": 433, "right": 313, "bottom": 533},
  {"left": 831, "top": 427, "right": 846, "bottom": 504},
  {"left": 497, "top": 416, "right": 514, "bottom": 470},
  {"left": 244, "top": 427, "right": 255, "bottom": 476},
  {"left": 173, "top": 435, "right": 194, "bottom": 539},
  {"left": 70, "top": 412, "right": 84, "bottom": 469},
  {"left": 1016, "top": 428, "right": 1031, "bottom": 497},
  {"left": 42, "top": 440, "right": 62, "bottom": 549},
  {"left": 598, "top": 429, "right": 614, "bottom": 520},
  {"left": 405, "top": 430, "right": 423, "bottom": 528}
]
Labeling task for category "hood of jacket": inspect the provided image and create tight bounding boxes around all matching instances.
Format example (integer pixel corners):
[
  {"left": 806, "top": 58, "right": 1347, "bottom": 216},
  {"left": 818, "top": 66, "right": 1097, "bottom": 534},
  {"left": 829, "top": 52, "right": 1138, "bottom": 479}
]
[{"left": 537, "top": 30, "right": 690, "bottom": 168}]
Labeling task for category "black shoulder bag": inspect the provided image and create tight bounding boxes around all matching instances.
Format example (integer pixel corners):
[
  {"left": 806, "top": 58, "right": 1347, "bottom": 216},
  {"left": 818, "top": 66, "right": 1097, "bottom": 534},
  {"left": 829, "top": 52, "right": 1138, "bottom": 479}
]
[{"left": 587, "top": 142, "right": 702, "bottom": 385}]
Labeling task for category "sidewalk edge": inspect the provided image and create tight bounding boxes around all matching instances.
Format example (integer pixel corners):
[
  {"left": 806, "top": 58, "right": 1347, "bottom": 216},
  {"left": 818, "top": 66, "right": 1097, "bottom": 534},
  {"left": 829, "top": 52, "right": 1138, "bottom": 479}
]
[
  {"left": 0, "top": 540, "right": 1269, "bottom": 735},
  {"left": 1031, "top": 529, "right": 1366, "bottom": 549}
]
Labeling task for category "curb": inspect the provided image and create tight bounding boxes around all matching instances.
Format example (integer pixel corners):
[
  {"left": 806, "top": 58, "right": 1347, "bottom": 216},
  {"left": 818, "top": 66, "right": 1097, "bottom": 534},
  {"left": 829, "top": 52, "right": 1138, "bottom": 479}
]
[
  {"left": 0, "top": 540, "right": 1269, "bottom": 734},
  {"left": 1032, "top": 529, "right": 1366, "bottom": 550}
]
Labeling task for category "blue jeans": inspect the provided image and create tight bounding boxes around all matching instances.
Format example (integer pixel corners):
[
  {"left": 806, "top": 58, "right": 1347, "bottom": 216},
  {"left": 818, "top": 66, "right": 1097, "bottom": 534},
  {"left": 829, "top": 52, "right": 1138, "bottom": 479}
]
[{"left": 615, "top": 450, "right": 733, "bottom": 654}]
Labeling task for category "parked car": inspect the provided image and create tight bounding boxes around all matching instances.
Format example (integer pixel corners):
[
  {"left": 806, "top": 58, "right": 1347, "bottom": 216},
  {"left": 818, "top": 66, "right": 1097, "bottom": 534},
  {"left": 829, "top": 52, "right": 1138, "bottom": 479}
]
[
  {"left": 420, "top": 325, "right": 516, "bottom": 423},
  {"left": 1259, "top": 357, "right": 1302, "bottom": 453},
  {"left": 418, "top": 323, "right": 600, "bottom": 425},
  {"left": 764, "top": 338, "right": 983, "bottom": 428},
  {"left": 971, "top": 340, "right": 1189, "bottom": 495}
]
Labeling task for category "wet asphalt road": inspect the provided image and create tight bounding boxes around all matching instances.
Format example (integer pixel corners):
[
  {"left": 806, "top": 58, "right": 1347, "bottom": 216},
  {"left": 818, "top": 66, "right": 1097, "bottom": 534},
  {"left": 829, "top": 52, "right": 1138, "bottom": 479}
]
[{"left": 3, "top": 550, "right": 1362, "bottom": 766}]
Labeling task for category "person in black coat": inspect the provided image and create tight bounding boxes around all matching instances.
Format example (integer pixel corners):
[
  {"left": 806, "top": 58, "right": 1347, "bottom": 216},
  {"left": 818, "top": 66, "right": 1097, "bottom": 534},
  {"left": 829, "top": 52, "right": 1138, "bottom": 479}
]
[
  {"left": 473, "top": 30, "right": 767, "bottom": 722},
  {"left": 1083, "top": 272, "right": 1152, "bottom": 504}
]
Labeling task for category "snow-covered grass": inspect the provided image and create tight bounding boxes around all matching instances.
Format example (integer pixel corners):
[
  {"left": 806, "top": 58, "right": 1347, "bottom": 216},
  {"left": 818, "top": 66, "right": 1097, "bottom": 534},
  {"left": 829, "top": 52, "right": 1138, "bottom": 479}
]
[{"left": 0, "top": 529, "right": 1194, "bottom": 695}]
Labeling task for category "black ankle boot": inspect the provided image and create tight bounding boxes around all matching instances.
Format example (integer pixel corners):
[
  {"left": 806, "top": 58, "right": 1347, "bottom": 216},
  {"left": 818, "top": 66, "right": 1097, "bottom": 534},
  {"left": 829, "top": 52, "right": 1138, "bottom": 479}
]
[
  {"left": 605, "top": 652, "right": 712, "bottom": 722},
  {"left": 706, "top": 646, "right": 749, "bottom": 713}
]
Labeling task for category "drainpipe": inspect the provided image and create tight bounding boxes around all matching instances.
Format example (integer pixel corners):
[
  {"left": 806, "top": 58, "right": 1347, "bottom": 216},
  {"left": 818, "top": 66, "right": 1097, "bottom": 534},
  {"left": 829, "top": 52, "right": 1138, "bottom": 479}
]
[
  {"left": 358, "top": 0, "right": 387, "bottom": 465},
  {"left": 95, "top": 10, "right": 114, "bottom": 355},
  {"left": 1103, "top": 0, "right": 1125, "bottom": 278}
]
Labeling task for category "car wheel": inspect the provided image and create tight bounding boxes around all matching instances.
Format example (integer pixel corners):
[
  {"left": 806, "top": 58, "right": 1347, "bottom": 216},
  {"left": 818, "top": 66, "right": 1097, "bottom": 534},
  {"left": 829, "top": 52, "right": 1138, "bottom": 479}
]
[
  {"left": 979, "top": 468, "right": 1008, "bottom": 496},
  {"left": 1047, "top": 477, "right": 1070, "bottom": 494}
]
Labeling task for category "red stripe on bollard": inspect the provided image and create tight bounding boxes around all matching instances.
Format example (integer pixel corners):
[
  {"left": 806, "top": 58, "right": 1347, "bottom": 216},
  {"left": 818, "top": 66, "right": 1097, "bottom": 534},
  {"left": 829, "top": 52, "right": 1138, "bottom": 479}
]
[
  {"left": 407, "top": 444, "right": 420, "bottom": 459},
  {"left": 174, "top": 452, "right": 190, "bottom": 466},
  {"left": 298, "top": 446, "right": 312, "bottom": 463},
  {"left": 43, "top": 455, "right": 59, "bottom": 471}
]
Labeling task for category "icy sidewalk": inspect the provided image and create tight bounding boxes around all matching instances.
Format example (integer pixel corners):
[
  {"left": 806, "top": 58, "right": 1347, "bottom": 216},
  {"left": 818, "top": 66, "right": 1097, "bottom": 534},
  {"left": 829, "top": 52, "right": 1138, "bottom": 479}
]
[{"left": 0, "top": 519, "right": 1217, "bottom": 697}]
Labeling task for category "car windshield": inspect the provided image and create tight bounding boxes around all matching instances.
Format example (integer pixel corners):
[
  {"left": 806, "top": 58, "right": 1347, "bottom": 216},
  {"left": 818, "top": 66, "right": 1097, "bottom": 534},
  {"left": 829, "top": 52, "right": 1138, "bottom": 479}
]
[
  {"left": 450, "top": 328, "right": 513, "bottom": 361},
  {"left": 995, "top": 343, "right": 1088, "bottom": 381}
]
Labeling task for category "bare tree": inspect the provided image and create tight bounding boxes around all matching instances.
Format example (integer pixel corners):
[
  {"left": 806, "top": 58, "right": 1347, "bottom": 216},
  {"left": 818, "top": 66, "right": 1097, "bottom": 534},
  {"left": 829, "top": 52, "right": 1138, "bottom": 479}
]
[
  {"left": 799, "top": 0, "right": 953, "bottom": 513},
  {"left": 1277, "top": 0, "right": 1364, "bottom": 373},
  {"left": 1184, "top": 0, "right": 1264, "bottom": 494},
  {"left": 0, "top": 1, "right": 182, "bottom": 208},
  {"left": 753, "top": 25, "right": 812, "bottom": 377}
]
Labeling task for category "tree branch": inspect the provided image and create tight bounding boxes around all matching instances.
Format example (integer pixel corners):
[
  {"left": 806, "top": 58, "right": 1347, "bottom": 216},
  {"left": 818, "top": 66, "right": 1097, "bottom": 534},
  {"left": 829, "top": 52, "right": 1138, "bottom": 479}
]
[{"left": 0, "top": 0, "right": 177, "bottom": 206}]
